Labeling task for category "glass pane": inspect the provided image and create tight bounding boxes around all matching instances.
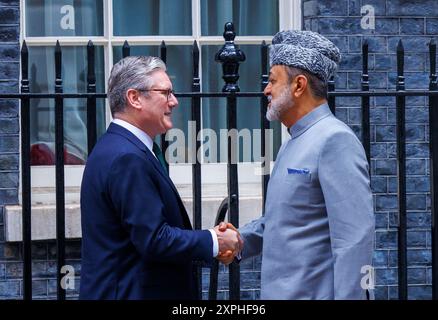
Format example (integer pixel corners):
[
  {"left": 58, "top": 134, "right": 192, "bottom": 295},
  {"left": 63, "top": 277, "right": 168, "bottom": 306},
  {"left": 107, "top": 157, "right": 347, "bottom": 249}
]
[
  {"left": 113, "top": 45, "right": 193, "bottom": 163},
  {"left": 25, "top": 0, "right": 103, "bottom": 37},
  {"left": 201, "top": 0, "right": 279, "bottom": 36},
  {"left": 28, "top": 46, "right": 105, "bottom": 165},
  {"left": 113, "top": 0, "right": 192, "bottom": 36},
  {"left": 202, "top": 44, "right": 281, "bottom": 162}
]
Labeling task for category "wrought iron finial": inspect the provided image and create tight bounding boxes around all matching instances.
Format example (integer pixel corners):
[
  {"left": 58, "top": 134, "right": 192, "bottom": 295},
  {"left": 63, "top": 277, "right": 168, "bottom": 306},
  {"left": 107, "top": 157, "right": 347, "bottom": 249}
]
[
  {"left": 429, "top": 39, "right": 436, "bottom": 80},
  {"left": 21, "top": 41, "right": 29, "bottom": 93},
  {"left": 122, "top": 40, "right": 130, "bottom": 58},
  {"left": 397, "top": 39, "right": 405, "bottom": 90},
  {"left": 223, "top": 22, "right": 236, "bottom": 42},
  {"left": 215, "top": 22, "right": 246, "bottom": 92},
  {"left": 160, "top": 40, "right": 167, "bottom": 64}
]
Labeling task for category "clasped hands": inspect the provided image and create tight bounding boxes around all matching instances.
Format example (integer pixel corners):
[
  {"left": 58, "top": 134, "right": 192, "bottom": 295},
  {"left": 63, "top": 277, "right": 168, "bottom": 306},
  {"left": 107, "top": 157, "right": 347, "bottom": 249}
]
[{"left": 213, "top": 222, "right": 243, "bottom": 265}]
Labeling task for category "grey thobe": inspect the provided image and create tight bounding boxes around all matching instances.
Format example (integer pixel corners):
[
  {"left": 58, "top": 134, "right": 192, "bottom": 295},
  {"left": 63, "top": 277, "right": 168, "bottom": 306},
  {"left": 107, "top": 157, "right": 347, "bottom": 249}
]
[{"left": 240, "top": 103, "right": 375, "bottom": 299}]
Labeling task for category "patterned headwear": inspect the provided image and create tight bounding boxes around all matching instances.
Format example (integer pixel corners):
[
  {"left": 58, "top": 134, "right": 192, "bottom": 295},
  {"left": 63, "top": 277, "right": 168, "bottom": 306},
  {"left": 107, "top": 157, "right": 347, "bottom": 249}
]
[{"left": 270, "top": 30, "right": 341, "bottom": 83}]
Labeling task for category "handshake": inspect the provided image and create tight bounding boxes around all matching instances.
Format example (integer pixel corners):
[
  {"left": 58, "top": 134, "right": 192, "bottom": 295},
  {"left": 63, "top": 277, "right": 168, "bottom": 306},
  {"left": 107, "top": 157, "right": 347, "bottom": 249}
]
[{"left": 213, "top": 222, "right": 244, "bottom": 265}]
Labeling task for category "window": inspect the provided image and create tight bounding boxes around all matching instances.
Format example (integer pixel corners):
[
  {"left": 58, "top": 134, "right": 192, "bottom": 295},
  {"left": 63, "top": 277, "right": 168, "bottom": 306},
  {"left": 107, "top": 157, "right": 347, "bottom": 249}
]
[
  {"left": 21, "top": 0, "right": 302, "bottom": 199},
  {"left": 113, "top": 0, "right": 192, "bottom": 36},
  {"left": 27, "top": 45, "right": 106, "bottom": 165}
]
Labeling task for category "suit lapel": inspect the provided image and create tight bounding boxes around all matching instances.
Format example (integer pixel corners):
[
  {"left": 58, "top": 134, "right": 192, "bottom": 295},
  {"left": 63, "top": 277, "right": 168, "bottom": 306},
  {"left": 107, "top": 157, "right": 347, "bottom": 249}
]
[
  {"left": 145, "top": 153, "right": 193, "bottom": 230},
  {"left": 107, "top": 123, "right": 193, "bottom": 229}
]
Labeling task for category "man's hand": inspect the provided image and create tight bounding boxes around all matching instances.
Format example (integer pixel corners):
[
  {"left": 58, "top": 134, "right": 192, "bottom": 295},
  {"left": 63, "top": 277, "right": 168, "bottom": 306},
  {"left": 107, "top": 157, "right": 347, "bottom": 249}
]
[
  {"left": 214, "top": 222, "right": 244, "bottom": 265},
  {"left": 213, "top": 224, "right": 239, "bottom": 253}
]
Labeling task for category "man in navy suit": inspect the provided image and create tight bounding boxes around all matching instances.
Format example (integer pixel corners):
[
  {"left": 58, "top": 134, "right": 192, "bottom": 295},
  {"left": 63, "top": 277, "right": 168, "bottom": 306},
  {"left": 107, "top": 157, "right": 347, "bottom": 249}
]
[{"left": 79, "top": 56, "right": 242, "bottom": 300}]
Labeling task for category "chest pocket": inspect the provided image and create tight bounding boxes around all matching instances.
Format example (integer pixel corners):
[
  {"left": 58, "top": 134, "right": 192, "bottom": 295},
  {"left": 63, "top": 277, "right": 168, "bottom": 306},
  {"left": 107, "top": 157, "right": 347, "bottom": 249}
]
[{"left": 282, "top": 170, "right": 312, "bottom": 199}]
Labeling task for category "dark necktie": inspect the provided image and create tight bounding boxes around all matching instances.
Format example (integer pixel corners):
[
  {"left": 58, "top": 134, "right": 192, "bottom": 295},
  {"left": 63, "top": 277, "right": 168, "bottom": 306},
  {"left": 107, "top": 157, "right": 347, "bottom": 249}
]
[{"left": 152, "top": 142, "right": 168, "bottom": 175}]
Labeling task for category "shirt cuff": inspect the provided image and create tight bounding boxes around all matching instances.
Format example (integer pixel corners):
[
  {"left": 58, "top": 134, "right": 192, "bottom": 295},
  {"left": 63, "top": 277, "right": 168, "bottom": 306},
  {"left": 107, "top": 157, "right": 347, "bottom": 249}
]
[
  {"left": 209, "top": 229, "right": 219, "bottom": 257},
  {"left": 236, "top": 251, "right": 242, "bottom": 260}
]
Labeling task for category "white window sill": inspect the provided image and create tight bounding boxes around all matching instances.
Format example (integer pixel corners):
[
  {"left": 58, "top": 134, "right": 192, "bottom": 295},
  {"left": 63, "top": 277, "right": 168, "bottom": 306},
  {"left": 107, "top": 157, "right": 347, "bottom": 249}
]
[
  {"left": 5, "top": 203, "right": 82, "bottom": 242},
  {"left": 5, "top": 182, "right": 264, "bottom": 242}
]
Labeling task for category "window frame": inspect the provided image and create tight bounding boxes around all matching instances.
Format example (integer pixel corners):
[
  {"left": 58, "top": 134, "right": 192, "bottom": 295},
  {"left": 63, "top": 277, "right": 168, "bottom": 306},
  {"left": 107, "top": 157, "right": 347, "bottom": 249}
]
[{"left": 19, "top": 0, "right": 302, "bottom": 204}]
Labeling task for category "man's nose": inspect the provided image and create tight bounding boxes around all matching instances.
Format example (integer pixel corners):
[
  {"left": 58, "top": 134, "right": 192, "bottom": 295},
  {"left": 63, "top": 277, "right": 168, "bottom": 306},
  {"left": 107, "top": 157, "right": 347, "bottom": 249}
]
[
  {"left": 169, "top": 93, "right": 178, "bottom": 107},
  {"left": 264, "top": 83, "right": 272, "bottom": 96}
]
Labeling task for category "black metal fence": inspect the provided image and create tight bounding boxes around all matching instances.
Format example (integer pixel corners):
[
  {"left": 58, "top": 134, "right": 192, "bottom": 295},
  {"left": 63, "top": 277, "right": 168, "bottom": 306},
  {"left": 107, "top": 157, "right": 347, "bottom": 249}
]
[{"left": 1, "top": 22, "right": 438, "bottom": 300}]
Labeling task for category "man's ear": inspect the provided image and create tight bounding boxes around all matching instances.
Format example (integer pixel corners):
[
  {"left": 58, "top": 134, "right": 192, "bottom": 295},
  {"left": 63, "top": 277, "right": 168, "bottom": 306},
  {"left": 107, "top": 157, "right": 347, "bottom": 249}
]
[
  {"left": 292, "top": 75, "right": 308, "bottom": 98},
  {"left": 126, "top": 89, "right": 143, "bottom": 111}
]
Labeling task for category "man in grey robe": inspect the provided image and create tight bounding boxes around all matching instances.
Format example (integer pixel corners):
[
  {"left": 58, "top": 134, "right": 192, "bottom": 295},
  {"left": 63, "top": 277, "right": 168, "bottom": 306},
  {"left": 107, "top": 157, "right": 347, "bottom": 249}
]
[{"left": 218, "top": 30, "right": 375, "bottom": 300}]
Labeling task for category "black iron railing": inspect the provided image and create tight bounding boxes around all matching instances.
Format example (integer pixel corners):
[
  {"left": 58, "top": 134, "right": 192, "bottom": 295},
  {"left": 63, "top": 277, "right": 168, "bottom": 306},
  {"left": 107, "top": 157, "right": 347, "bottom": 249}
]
[{"left": 1, "top": 22, "right": 438, "bottom": 300}]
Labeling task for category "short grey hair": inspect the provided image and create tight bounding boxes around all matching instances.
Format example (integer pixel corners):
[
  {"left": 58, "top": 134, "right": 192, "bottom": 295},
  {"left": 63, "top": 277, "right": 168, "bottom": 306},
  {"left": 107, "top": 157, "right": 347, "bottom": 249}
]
[
  {"left": 285, "top": 66, "right": 328, "bottom": 100},
  {"left": 108, "top": 56, "right": 167, "bottom": 116}
]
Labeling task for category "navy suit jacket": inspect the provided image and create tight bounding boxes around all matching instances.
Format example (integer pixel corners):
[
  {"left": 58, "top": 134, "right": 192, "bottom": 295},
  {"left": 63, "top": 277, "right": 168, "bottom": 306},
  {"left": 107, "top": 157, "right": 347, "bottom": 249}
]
[{"left": 79, "top": 123, "right": 213, "bottom": 300}]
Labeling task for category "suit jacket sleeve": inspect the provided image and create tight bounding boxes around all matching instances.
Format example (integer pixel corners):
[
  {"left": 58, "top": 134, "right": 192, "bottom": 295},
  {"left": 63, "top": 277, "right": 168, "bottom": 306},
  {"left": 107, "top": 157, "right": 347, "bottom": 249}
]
[
  {"left": 239, "top": 216, "right": 265, "bottom": 260},
  {"left": 107, "top": 152, "right": 213, "bottom": 265},
  {"left": 318, "top": 131, "right": 375, "bottom": 299}
]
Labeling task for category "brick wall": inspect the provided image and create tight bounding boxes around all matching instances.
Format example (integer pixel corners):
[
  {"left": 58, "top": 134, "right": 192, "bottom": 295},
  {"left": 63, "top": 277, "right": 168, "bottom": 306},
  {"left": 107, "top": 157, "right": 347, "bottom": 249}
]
[
  {"left": 303, "top": 0, "right": 438, "bottom": 299},
  {"left": 202, "top": 256, "right": 262, "bottom": 300},
  {"left": 0, "top": 0, "right": 20, "bottom": 299}
]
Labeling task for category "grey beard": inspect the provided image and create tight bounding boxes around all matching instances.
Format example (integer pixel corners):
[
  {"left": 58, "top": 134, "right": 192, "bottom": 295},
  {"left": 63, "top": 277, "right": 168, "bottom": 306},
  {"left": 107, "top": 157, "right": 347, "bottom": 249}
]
[{"left": 266, "top": 87, "right": 293, "bottom": 122}]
